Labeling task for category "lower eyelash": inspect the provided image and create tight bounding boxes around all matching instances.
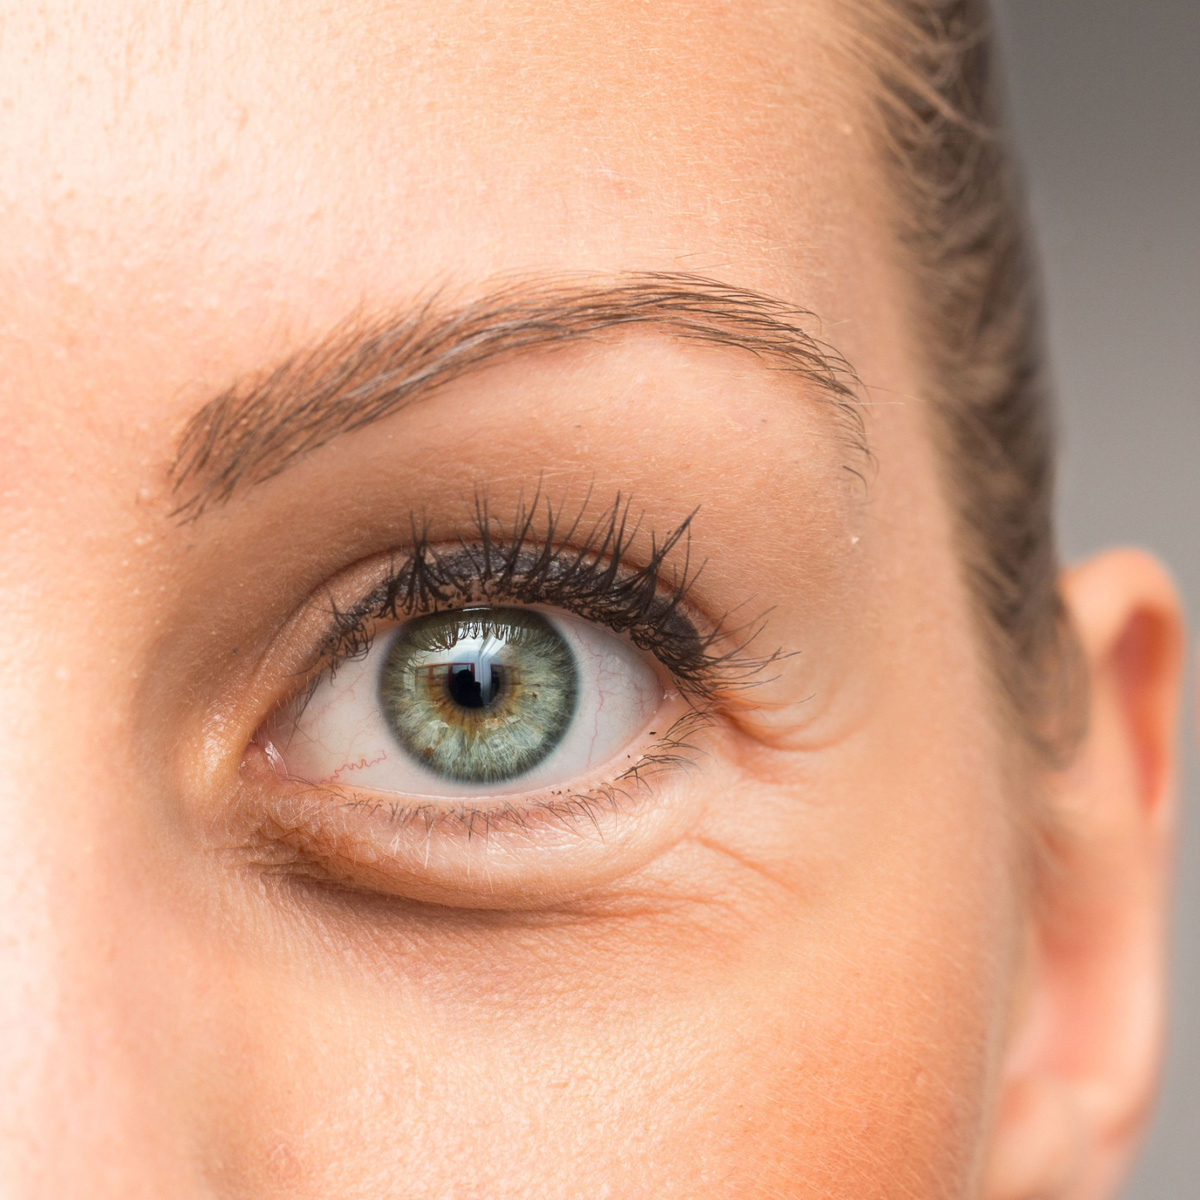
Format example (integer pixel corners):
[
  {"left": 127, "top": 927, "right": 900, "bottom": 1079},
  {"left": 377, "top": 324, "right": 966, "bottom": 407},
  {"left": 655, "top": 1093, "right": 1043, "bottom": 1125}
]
[{"left": 258, "top": 705, "right": 714, "bottom": 844}]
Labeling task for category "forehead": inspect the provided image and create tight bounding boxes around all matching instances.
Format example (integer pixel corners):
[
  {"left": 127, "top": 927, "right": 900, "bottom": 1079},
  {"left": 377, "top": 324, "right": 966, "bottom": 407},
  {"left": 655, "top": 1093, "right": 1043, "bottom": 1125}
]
[
  {"left": 0, "top": 0, "right": 881, "bottom": 311},
  {"left": 0, "top": 0, "right": 911, "bottom": 517}
]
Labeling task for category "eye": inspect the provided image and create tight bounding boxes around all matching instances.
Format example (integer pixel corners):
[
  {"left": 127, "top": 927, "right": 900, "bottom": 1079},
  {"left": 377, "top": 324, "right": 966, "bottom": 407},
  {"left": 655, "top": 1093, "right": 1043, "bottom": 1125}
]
[
  {"left": 233, "top": 502, "right": 775, "bottom": 907},
  {"left": 265, "top": 605, "right": 669, "bottom": 800}
]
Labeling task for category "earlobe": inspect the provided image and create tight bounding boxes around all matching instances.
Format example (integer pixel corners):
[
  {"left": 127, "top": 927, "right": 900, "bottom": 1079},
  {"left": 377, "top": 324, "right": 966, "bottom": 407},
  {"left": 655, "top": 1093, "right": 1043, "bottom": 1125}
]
[
  {"left": 983, "top": 549, "right": 1183, "bottom": 1200},
  {"left": 983, "top": 1073, "right": 1083, "bottom": 1199}
]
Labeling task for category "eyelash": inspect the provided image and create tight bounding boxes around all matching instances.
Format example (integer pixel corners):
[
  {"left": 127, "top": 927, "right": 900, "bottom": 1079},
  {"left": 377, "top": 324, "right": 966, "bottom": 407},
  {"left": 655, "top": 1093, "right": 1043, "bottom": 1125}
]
[
  {"left": 320, "top": 704, "right": 717, "bottom": 843},
  {"left": 309, "top": 491, "right": 778, "bottom": 706}
]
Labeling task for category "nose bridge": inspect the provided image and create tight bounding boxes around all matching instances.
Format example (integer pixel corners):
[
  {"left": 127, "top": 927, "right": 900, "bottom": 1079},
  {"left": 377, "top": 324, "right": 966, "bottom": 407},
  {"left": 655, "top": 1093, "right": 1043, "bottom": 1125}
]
[
  {"left": 0, "top": 400, "right": 233, "bottom": 1195},
  {"left": 0, "top": 681, "right": 211, "bottom": 1197}
]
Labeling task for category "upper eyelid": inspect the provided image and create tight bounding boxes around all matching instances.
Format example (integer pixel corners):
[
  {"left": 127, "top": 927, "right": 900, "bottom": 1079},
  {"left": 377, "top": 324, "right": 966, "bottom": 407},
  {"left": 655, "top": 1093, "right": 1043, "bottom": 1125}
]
[
  {"left": 246, "top": 494, "right": 784, "bottom": 756},
  {"left": 315, "top": 544, "right": 713, "bottom": 689},
  {"left": 299, "top": 514, "right": 779, "bottom": 705},
  {"left": 310, "top": 495, "right": 705, "bottom": 656}
]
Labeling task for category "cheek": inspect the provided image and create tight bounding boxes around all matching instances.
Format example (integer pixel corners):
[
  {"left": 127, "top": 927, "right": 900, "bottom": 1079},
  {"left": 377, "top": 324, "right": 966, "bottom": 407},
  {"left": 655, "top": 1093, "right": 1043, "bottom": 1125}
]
[
  {"left": 185, "top": 811, "right": 1015, "bottom": 1200},
  {"left": 643, "top": 851, "right": 1011, "bottom": 1197},
  {"left": 726, "top": 918, "right": 1001, "bottom": 1195}
]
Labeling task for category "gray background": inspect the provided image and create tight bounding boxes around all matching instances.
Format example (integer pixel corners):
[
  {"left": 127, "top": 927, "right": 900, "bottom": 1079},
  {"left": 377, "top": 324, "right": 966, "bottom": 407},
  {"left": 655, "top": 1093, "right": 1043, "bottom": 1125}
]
[{"left": 995, "top": 1, "right": 1199, "bottom": 1194}]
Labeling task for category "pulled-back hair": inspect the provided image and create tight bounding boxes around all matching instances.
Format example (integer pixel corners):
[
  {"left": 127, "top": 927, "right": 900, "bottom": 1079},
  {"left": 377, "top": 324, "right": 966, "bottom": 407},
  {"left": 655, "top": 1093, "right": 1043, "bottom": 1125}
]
[{"left": 846, "top": 0, "right": 1084, "bottom": 761}]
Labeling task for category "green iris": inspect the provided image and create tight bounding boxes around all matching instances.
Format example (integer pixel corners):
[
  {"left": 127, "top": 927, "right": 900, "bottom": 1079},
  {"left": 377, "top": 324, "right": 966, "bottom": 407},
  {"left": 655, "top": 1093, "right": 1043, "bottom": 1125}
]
[{"left": 379, "top": 607, "right": 578, "bottom": 784}]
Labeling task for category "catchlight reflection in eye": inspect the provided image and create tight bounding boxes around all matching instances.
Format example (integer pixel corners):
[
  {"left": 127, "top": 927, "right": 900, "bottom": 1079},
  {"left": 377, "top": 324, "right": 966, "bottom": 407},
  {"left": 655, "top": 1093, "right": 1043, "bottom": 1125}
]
[{"left": 267, "top": 607, "right": 670, "bottom": 798}]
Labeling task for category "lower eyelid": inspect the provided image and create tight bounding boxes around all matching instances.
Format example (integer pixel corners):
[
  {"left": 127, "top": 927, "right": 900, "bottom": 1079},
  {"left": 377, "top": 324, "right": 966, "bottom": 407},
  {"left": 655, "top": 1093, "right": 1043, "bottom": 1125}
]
[
  {"left": 257, "top": 695, "right": 705, "bottom": 816},
  {"left": 235, "top": 707, "right": 712, "bottom": 909}
]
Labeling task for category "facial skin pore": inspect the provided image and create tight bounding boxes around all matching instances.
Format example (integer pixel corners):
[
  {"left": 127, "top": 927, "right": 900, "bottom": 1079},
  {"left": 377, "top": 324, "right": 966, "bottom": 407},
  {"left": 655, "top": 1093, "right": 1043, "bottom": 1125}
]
[{"left": 0, "top": 2, "right": 1181, "bottom": 1198}]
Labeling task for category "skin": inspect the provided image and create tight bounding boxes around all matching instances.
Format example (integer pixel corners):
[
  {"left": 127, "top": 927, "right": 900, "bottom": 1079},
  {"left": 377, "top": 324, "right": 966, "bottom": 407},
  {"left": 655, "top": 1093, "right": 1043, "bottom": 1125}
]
[{"left": 0, "top": 1, "right": 1184, "bottom": 1197}]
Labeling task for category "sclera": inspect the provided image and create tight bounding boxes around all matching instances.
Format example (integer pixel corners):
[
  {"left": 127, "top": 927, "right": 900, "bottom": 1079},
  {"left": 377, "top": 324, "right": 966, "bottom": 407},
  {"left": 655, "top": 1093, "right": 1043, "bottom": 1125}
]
[{"left": 265, "top": 606, "right": 671, "bottom": 801}]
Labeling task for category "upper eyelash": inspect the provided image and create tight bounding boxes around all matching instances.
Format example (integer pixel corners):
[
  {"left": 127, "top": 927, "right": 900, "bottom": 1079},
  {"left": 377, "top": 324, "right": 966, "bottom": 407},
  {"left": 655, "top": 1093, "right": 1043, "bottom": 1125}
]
[{"left": 310, "top": 489, "right": 781, "bottom": 702}]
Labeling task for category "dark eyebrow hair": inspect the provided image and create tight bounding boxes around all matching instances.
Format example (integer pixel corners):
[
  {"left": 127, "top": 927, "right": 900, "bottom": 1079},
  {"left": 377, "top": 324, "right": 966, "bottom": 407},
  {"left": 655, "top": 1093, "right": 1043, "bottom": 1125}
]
[{"left": 169, "top": 271, "right": 862, "bottom": 518}]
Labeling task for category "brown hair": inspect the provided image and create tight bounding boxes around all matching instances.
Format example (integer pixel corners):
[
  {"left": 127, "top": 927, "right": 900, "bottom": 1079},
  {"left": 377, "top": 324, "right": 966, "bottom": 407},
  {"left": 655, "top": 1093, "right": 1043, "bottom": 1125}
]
[{"left": 846, "top": 0, "right": 1083, "bottom": 762}]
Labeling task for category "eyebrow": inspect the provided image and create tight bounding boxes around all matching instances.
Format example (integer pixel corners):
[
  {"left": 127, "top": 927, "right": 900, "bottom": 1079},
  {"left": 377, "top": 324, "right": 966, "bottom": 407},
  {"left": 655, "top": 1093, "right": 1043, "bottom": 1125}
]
[{"left": 169, "top": 271, "right": 862, "bottom": 517}]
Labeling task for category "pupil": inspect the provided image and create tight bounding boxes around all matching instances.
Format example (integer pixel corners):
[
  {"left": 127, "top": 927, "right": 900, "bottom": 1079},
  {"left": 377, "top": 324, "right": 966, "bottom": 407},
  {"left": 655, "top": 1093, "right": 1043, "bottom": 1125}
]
[
  {"left": 447, "top": 663, "right": 504, "bottom": 709},
  {"left": 449, "top": 667, "right": 483, "bottom": 708}
]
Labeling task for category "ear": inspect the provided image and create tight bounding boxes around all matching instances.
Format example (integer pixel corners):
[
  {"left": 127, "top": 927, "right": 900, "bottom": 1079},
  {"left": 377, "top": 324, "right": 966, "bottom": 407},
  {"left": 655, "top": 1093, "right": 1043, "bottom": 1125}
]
[{"left": 983, "top": 549, "right": 1184, "bottom": 1200}]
